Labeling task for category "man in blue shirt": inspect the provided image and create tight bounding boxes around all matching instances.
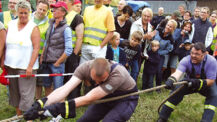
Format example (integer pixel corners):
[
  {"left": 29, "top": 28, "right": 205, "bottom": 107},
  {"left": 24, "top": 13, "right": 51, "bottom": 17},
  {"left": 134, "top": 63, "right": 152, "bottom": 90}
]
[{"left": 158, "top": 42, "right": 217, "bottom": 122}]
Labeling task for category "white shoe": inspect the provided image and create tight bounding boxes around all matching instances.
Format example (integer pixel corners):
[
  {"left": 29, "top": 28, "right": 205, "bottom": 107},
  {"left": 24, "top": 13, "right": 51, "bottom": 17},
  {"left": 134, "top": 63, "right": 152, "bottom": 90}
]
[
  {"left": 11, "top": 115, "right": 21, "bottom": 122},
  {"left": 49, "top": 115, "right": 63, "bottom": 122}
]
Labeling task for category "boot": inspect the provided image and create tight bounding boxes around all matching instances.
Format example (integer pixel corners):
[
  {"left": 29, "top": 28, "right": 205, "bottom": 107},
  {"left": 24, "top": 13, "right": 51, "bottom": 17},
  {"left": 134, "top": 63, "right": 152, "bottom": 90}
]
[{"left": 157, "top": 117, "right": 167, "bottom": 122}]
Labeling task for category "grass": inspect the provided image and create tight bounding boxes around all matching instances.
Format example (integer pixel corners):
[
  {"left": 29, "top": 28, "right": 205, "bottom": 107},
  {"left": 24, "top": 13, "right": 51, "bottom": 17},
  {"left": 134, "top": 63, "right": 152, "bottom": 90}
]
[{"left": 0, "top": 73, "right": 217, "bottom": 122}]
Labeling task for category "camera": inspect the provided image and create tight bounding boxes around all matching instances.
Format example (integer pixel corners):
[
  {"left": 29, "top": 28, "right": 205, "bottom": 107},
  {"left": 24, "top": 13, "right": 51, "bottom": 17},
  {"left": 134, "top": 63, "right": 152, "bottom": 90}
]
[{"left": 184, "top": 30, "right": 189, "bottom": 35}]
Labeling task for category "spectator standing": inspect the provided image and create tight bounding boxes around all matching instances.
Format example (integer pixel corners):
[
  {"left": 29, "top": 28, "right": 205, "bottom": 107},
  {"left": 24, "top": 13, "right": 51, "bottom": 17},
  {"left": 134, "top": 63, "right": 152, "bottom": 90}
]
[
  {"left": 192, "top": 7, "right": 200, "bottom": 20},
  {"left": 71, "top": 0, "right": 82, "bottom": 14},
  {"left": 151, "top": 7, "right": 165, "bottom": 30},
  {"left": 190, "top": 7, "right": 213, "bottom": 51},
  {"left": 64, "top": 0, "right": 84, "bottom": 99},
  {"left": 119, "top": 31, "right": 143, "bottom": 81},
  {"left": 4, "top": 0, "right": 40, "bottom": 116},
  {"left": 178, "top": 4, "right": 185, "bottom": 19},
  {"left": 115, "top": 5, "right": 133, "bottom": 40},
  {"left": 209, "top": 12, "right": 217, "bottom": 55},
  {"left": 80, "top": 0, "right": 115, "bottom": 64},
  {"left": 130, "top": 8, "right": 155, "bottom": 71},
  {"left": 181, "top": 11, "right": 192, "bottom": 25},
  {"left": 106, "top": 32, "right": 127, "bottom": 66},
  {"left": 142, "top": 40, "right": 160, "bottom": 90},
  {"left": 32, "top": 0, "right": 50, "bottom": 100},
  {"left": 116, "top": 0, "right": 127, "bottom": 16},
  {"left": 0, "top": 0, "right": 18, "bottom": 28},
  {"left": 176, "top": 39, "right": 191, "bottom": 61},
  {"left": 0, "top": 21, "right": 6, "bottom": 68},
  {"left": 40, "top": 1, "right": 73, "bottom": 96},
  {"left": 154, "top": 19, "right": 177, "bottom": 89}
]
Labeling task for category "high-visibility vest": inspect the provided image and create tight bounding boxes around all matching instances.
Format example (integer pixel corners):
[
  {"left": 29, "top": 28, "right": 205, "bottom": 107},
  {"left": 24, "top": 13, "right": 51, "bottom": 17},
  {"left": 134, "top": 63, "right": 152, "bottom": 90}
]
[
  {"left": 47, "top": 9, "right": 53, "bottom": 19},
  {"left": 211, "top": 25, "right": 217, "bottom": 51},
  {"left": 83, "top": 5, "right": 108, "bottom": 46},
  {"left": 3, "top": 11, "right": 12, "bottom": 29},
  {"left": 38, "top": 20, "right": 49, "bottom": 54},
  {"left": 66, "top": 10, "right": 77, "bottom": 48}
]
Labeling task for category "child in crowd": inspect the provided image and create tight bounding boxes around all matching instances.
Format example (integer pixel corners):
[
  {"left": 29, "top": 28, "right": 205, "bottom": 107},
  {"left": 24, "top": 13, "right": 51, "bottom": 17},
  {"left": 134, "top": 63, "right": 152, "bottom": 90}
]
[
  {"left": 176, "top": 39, "right": 192, "bottom": 61},
  {"left": 119, "top": 31, "right": 143, "bottom": 81},
  {"left": 106, "top": 32, "right": 127, "bottom": 66},
  {"left": 142, "top": 40, "right": 160, "bottom": 90}
]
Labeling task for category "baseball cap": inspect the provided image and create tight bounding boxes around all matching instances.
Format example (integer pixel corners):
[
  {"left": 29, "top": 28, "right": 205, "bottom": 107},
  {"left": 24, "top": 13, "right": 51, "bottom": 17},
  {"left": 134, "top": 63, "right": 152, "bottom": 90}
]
[
  {"left": 73, "top": 0, "right": 81, "bottom": 5},
  {"left": 50, "top": 1, "right": 68, "bottom": 11},
  {"left": 184, "top": 39, "right": 192, "bottom": 44},
  {"left": 173, "top": 11, "right": 182, "bottom": 20}
]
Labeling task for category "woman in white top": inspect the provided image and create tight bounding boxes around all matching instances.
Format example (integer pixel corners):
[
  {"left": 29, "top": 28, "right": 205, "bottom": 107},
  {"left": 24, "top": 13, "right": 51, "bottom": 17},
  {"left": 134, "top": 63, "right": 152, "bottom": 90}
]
[
  {"left": 4, "top": 0, "right": 40, "bottom": 116},
  {"left": 0, "top": 21, "right": 6, "bottom": 68}
]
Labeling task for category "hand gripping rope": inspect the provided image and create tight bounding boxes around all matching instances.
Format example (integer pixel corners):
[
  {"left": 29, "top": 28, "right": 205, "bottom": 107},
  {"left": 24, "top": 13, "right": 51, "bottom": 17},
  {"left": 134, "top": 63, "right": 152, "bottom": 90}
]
[{"left": 0, "top": 81, "right": 188, "bottom": 122}]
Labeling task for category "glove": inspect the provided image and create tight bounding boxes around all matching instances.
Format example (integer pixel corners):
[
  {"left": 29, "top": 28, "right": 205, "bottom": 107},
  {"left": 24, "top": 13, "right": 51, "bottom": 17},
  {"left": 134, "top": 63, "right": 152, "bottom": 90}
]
[
  {"left": 24, "top": 97, "right": 47, "bottom": 120},
  {"left": 43, "top": 99, "right": 76, "bottom": 119},
  {"left": 165, "top": 76, "right": 177, "bottom": 89},
  {"left": 185, "top": 78, "right": 207, "bottom": 91}
]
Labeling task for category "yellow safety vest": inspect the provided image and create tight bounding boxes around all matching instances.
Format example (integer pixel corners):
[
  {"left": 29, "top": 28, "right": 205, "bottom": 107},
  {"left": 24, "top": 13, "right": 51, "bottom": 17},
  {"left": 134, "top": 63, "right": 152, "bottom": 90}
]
[
  {"left": 38, "top": 20, "right": 49, "bottom": 54},
  {"left": 3, "top": 11, "right": 12, "bottom": 29},
  {"left": 47, "top": 9, "right": 53, "bottom": 19},
  {"left": 211, "top": 25, "right": 217, "bottom": 51},
  {"left": 83, "top": 6, "right": 108, "bottom": 46},
  {"left": 66, "top": 10, "right": 77, "bottom": 48}
]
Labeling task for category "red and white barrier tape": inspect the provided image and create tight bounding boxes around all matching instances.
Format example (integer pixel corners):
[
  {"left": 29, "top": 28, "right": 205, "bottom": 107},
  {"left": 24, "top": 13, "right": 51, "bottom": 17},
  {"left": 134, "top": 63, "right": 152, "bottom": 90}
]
[{"left": 0, "top": 73, "right": 73, "bottom": 78}]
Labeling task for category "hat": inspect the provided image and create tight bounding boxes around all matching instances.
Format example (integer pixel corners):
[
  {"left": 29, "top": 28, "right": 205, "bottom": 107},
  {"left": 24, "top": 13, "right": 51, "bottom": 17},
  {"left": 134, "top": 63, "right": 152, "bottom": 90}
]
[
  {"left": 184, "top": 39, "right": 192, "bottom": 44},
  {"left": 173, "top": 11, "right": 182, "bottom": 20},
  {"left": 50, "top": 1, "right": 68, "bottom": 11},
  {"left": 73, "top": 0, "right": 81, "bottom": 5}
]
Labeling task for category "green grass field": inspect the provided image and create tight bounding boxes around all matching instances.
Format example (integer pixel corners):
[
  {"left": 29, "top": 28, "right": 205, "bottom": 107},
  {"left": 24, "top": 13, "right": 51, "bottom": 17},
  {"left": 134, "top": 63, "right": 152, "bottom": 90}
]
[{"left": 0, "top": 74, "right": 217, "bottom": 122}]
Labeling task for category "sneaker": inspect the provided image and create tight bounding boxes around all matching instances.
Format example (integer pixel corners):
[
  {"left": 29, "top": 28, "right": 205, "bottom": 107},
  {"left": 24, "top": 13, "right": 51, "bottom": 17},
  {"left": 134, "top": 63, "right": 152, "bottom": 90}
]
[
  {"left": 11, "top": 115, "right": 22, "bottom": 122},
  {"left": 49, "top": 115, "right": 63, "bottom": 122}
]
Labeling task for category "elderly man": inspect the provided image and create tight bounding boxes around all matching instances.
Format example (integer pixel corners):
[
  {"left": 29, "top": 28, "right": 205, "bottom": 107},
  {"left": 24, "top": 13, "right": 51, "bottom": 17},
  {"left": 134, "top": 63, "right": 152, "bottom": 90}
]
[
  {"left": 24, "top": 58, "right": 138, "bottom": 122},
  {"left": 0, "top": 0, "right": 18, "bottom": 28},
  {"left": 40, "top": 1, "right": 72, "bottom": 95},
  {"left": 151, "top": 7, "right": 165, "bottom": 30},
  {"left": 117, "top": 0, "right": 127, "bottom": 15}
]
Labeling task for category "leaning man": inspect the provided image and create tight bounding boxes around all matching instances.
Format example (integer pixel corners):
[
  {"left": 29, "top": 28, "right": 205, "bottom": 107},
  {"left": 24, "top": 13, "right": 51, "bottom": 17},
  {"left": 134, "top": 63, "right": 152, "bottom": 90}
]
[{"left": 24, "top": 58, "right": 139, "bottom": 122}]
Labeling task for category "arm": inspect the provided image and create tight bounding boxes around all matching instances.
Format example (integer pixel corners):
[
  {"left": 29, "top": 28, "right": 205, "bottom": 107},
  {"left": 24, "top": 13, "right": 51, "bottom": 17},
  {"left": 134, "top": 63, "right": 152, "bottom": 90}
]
[
  {"left": 100, "top": 31, "right": 114, "bottom": 48},
  {"left": 74, "top": 23, "right": 84, "bottom": 55},
  {"left": 26, "top": 26, "right": 40, "bottom": 76},
  {"left": 74, "top": 86, "right": 108, "bottom": 107},
  {"left": 205, "top": 27, "right": 213, "bottom": 48},
  {"left": 54, "top": 27, "right": 73, "bottom": 67},
  {"left": 0, "top": 29, "right": 6, "bottom": 60},
  {"left": 46, "top": 76, "right": 82, "bottom": 105},
  {"left": 170, "top": 69, "right": 184, "bottom": 81}
]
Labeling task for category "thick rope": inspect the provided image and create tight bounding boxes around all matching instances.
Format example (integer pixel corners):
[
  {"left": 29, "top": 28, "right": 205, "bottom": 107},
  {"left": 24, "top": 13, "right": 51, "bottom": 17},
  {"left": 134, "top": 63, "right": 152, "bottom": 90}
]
[{"left": 0, "top": 81, "right": 187, "bottom": 122}]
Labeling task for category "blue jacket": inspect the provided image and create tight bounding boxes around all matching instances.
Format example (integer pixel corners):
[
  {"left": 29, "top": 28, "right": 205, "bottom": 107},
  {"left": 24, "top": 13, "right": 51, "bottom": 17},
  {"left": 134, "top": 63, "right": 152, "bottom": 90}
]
[
  {"left": 106, "top": 45, "right": 127, "bottom": 66},
  {"left": 154, "top": 30, "right": 173, "bottom": 56}
]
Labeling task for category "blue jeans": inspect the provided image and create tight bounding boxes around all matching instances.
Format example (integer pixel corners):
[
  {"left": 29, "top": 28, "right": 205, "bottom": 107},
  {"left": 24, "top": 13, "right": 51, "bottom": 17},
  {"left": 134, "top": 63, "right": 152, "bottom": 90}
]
[
  {"left": 42, "top": 63, "right": 65, "bottom": 89},
  {"left": 142, "top": 72, "right": 155, "bottom": 90},
  {"left": 128, "top": 60, "right": 139, "bottom": 82}
]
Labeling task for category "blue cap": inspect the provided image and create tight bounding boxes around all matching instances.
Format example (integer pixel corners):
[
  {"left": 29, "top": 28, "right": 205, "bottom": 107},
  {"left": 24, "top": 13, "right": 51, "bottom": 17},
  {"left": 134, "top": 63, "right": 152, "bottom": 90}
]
[{"left": 184, "top": 39, "right": 192, "bottom": 44}]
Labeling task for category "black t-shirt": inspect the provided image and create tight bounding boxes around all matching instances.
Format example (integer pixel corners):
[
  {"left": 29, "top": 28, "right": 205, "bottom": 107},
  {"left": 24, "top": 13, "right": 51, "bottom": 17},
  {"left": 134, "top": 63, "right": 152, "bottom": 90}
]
[
  {"left": 70, "top": 14, "right": 84, "bottom": 31},
  {"left": 114, "top": 16, "right": 132, "bottom": 40},
  {"left": 119, "top": 40, "right": 141, "bottom": 61}
]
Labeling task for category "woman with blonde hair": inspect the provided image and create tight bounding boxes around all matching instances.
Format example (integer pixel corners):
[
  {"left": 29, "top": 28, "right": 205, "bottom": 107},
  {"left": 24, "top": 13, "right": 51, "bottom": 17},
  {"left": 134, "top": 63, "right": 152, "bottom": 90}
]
[{"left": 154, "top": 19, "right": 177, "bottom": 90}]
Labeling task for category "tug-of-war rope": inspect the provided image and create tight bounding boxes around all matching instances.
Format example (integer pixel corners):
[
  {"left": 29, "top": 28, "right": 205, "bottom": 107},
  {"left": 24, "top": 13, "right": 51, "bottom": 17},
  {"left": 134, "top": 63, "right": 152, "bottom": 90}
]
[{"left": 0, "top": 80, "right": 188, "bottom": 122}]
